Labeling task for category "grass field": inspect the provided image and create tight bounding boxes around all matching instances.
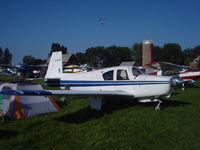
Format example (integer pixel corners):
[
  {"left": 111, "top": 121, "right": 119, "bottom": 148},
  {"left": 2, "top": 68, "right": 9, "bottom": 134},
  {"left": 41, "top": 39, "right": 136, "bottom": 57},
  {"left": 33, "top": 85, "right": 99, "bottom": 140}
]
[{"left": 0, "top": 78, "right": 200, "bottom": 150}]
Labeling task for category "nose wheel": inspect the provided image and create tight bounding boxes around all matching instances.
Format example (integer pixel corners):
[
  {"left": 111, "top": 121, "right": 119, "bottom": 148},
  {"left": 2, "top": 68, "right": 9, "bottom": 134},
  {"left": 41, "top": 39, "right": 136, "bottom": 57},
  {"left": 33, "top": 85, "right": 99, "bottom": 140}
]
[{"left": 155, "top": 100, "right": 162, "bottom": 110}]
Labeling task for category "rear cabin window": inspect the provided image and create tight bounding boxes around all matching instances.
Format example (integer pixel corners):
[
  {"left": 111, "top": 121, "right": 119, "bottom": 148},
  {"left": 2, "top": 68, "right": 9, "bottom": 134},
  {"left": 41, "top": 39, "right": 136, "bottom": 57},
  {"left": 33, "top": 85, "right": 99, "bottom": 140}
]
[
  {"left": 103, "top": 70, "right": 114, "bottom": 80},
  {"left": 117, "top": 70, "right": 129, "bottom": 80}
]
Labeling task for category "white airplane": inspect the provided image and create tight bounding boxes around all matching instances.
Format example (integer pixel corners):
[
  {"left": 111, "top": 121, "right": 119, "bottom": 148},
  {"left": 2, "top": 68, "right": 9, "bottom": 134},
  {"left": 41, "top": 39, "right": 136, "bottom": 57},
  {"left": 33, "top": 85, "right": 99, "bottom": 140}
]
[{"left": 0, "top": 52, "right": 173, "bottom": 110}]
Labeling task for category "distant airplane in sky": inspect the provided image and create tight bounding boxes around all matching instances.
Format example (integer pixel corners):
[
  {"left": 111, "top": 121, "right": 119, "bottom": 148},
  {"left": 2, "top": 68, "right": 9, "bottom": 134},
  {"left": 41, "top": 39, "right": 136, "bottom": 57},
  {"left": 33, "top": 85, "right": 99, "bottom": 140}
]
[{"left": 98, "top": 17, "right": 106, "bottom": 25}]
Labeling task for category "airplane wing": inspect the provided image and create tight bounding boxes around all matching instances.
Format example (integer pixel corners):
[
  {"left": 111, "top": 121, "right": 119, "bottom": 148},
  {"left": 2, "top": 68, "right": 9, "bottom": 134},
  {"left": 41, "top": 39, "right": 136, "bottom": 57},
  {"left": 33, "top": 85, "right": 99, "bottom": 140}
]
[
  {"left": 0, "top": 89, "right": 133, "bottom": 97},
  {"left": 160, "top": 62, "right": 180, "bottom": 75}
]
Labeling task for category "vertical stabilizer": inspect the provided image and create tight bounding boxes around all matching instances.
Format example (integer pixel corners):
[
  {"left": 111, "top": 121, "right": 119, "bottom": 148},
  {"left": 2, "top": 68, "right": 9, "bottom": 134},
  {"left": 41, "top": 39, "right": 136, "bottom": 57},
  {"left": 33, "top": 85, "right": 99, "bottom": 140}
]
[{"left": 45, "top": 51, "right": 63, "bottom": 78}]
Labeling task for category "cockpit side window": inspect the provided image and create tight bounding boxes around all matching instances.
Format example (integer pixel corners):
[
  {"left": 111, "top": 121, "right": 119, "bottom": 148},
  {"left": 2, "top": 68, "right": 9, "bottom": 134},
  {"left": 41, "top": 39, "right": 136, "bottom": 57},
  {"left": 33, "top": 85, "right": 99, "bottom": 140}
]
[
  {"left": 103, "top": 70, "right": 114, "bottom": 80},
  {"left": 117, "top": 70, "right": 129, "bottom": 80}
]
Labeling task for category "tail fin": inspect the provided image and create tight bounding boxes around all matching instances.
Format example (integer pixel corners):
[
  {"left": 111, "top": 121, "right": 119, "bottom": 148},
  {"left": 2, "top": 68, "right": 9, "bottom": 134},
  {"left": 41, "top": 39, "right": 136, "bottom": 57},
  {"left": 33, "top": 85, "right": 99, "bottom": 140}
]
[{"left": 45, "top": 51, "right": 63, "bottom": 78}]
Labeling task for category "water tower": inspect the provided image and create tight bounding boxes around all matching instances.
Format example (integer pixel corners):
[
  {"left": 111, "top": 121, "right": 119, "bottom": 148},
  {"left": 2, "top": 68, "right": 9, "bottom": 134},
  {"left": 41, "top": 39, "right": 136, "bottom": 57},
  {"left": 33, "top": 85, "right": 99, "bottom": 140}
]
[{"left": 142, "top": 40, "right": 153, "bottom": 66}]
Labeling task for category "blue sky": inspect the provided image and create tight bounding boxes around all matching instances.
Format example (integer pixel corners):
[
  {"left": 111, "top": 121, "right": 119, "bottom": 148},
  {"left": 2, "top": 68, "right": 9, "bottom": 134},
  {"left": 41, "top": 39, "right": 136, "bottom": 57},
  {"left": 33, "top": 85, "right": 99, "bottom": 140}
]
[{"left": 0, "top": 0, "right": 200, "bottom": 64}]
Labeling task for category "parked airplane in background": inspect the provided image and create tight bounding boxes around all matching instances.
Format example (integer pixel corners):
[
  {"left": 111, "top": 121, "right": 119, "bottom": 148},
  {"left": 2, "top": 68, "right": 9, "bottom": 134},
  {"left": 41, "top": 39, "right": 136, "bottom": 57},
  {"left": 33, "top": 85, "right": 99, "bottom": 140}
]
[
  {"left": 0, "top": 52, "right": 174, "bottom": 110},
  {"left": 145, "top": 62, "right": 200, "bottom": 85}
]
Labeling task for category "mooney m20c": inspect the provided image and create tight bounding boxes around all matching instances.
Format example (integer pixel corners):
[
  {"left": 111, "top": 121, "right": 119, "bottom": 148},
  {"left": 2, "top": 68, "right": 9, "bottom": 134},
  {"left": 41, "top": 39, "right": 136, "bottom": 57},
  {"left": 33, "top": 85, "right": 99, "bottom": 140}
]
[{"left": 0, "top": 52, "right": 173, "bottom": 110}]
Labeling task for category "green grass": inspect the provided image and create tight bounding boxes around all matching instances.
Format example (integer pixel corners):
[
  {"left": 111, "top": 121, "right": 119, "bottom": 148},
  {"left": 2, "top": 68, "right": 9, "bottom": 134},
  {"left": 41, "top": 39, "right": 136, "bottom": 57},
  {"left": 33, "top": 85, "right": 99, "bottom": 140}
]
[
  {"left": 0, "top": 75, "right": 17, "bottom": 83},
  {"left": 0, "top": 77, "right": 200, "bottom": 150}
]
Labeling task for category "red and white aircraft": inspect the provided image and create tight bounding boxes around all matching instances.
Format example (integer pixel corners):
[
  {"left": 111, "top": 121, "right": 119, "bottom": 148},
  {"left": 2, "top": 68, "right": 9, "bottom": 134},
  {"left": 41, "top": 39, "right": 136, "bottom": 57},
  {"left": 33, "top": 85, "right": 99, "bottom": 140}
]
[
  {"left": 0, "top": 52, "right": 174, "bottom": 110},
  {"left": 179, "top": 69, "right": 200, "bottom": 81},
  {"left": 145, "top": 62, "right": 200, "bottom": 83}
]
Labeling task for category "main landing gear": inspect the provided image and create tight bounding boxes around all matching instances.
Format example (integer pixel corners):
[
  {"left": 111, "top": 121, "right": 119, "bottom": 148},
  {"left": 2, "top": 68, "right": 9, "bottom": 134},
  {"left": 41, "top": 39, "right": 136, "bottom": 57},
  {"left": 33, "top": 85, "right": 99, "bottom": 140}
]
[
  {"left": 138, "top": 98, "right": 162, "bottom": 110},
  {"left": 155, "top": 99, "right": 162, "bottom": 110}
]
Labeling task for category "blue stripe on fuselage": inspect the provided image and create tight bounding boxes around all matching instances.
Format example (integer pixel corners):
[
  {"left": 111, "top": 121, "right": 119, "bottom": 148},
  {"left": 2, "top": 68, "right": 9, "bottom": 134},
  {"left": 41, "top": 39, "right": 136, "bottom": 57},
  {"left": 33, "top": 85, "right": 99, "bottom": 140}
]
[{"left": 45, "top": 80, "right": 170, "bottom": 87}]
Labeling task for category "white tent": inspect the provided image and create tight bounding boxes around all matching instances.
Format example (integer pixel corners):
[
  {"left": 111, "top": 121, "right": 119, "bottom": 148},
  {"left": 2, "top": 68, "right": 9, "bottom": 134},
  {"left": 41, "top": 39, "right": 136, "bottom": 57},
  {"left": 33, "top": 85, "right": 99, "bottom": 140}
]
[{"left": 0, "top": 83, "right": 60, "bottom": 119}]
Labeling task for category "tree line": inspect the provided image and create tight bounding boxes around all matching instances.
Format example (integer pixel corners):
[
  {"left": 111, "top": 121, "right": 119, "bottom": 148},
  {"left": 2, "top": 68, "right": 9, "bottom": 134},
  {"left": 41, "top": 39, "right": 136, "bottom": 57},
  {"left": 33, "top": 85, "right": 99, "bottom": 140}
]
[
  {"left": 23, "top": 42, "right": 200, "bottom": 67},
  {"left": 2, "top": 42, "right": 200, "bottom": 67},
  {"left": 0, "top": 47, "right": 12, "bottom": 65},
  {"left": 76, "top": 43, "right": 200, "bottom": 67},
  {"left": 76, "top": 46, "right": 132, "bottom": 67},
  {"left": 23, "top": 43, "right": 68, "bottom": 65}
]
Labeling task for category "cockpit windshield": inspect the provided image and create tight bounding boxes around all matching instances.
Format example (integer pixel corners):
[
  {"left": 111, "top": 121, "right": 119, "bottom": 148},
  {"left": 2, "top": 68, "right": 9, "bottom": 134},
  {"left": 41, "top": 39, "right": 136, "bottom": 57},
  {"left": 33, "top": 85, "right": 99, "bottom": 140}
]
[{"left": 132, "top": 67, "right": 144, "bottom": 76}]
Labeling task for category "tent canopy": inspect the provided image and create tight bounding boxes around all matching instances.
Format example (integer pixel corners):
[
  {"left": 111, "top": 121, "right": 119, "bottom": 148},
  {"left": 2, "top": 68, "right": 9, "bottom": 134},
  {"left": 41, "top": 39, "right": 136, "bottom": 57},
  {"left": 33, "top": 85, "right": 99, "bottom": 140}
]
[{"left": 0, "top": 83, "right": 60, "bottom": 119}]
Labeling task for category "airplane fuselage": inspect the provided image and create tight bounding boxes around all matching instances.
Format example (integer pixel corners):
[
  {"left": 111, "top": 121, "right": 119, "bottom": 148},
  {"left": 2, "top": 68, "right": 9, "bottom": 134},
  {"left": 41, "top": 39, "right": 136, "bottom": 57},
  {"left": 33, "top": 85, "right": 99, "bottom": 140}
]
[
  {"left": 179, "top": 70, "right": 200, "bottom": 81},
  {"left": 45, "top": 66, "right": 172, "bottom": 99}
]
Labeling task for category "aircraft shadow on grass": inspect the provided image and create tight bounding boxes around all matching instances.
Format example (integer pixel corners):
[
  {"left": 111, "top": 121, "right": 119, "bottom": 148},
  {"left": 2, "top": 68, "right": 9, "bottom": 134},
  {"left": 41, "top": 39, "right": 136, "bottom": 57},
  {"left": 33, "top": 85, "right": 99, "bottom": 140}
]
[
  {"left": 55, "top": 97, "right": 191, "bottom": 124},
  {"left": 0, "top": 129, "right": 18, "bottom": 140}
]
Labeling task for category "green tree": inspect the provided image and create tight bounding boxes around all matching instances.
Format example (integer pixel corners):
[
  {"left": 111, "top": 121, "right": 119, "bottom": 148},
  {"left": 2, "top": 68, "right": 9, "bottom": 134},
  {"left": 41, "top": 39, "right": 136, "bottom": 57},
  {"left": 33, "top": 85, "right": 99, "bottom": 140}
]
[
  {"left": 75, "top": 52, "right": 85, "bottom": 65},
  {"left": 50, "top": 43, "right": 67, "bottom": 56},
  {"left": 83, "top": 46, "right": 132, "bottom": 67},
  {"left": 183, "top": 45, "right": 200, "bottom": 66},
  {"left": 23, "top": 55, "right": 45, "bottom": 65},
  {"left": 0, "top": 48, "right": 3, "bottom": 64},
  {"left": 84, "top": 46, "right": 105, "bottom": 67},
  {"left": 183, "top": 48, "right": 194, "bottom": 65},
  {"left": 162, "top": 43, "right": 184, "bottom": 64},
  {"left": 130, "top": 43, "right": 142, "bottom": 65},
  {"left": 23, "top": 55, "right": 35, "bottom": 65},
  {"left": 189, "top": 45, "right": 200, "bottom": 59},
  {"left": 34, "top": 59, "right": 44, "bottom": 65},
  {"left": 152, "top": 46, "right": 163, "bottom": 62},
  {"left": 104, "top": 46, "right": 132, "bottom": 67},
  {"left": 4, "top": 48, "right": 12, "bottom": 64}
]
